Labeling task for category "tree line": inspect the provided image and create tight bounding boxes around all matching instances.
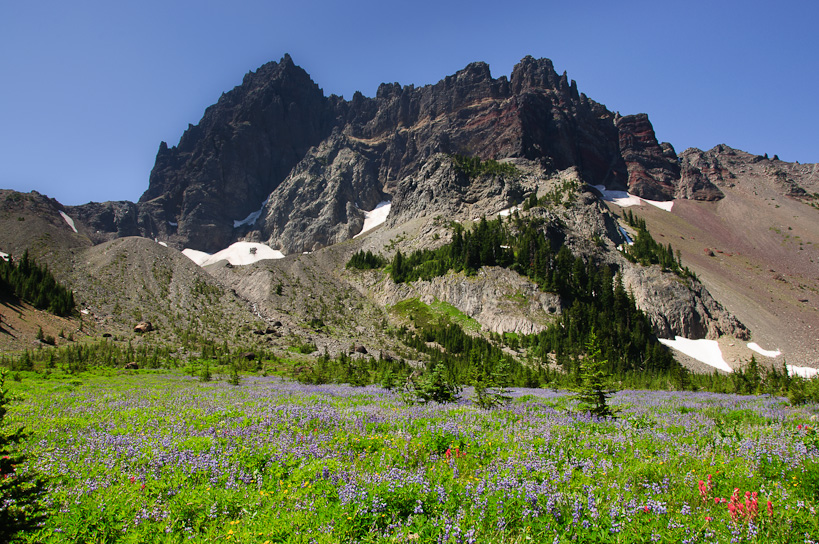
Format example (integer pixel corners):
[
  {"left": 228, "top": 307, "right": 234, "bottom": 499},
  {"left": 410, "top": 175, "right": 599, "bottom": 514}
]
[{"left": 450, "top": 154, "right": 521, "bottom": 179}]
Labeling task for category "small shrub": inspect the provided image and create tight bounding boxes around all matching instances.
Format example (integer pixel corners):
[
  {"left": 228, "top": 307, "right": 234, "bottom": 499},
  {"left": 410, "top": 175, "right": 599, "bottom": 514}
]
[
  {"left": 228, "top": 363, "right": 240, "bottom": 386},
  {"left": 402, "top": 363, "right": 461, "bottom": 405},
  {"left": 200, "top": 363, "right": 212, "bottom": 383}
]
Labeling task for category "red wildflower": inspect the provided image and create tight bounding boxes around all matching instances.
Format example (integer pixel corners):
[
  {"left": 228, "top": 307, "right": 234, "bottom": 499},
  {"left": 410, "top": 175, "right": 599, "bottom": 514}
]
[{"left": 698, "top": 474, "right": 713, "bottom": 501}]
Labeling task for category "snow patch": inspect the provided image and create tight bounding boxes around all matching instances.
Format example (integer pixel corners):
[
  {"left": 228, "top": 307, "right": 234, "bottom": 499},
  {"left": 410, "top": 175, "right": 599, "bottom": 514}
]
[
  {"left": 181, "top": 248, "right": 211, "bottom": 265},
  {"left": 591, "top": 185, "right": 674, "bottom": 212},
  {"left": 168, "top": 221, "right": 178, "bottom": 227},
  {"left": 59, "top": 211, "right": 78, "bottom": 233},
  {"left": 183, "top": 242, "right": 285, "bottom": 267},
  {"left": 658, "top": 336, "right": 733, "bottom": 373},
  {"left": 747, "top": 342, "right": 781, "bottom": 358},
  {"left": 158, "top": 242, "right": 168, "bottom": 247},
  {"left": 787, "top": 365, "right": 819, "bottom": 379},
  {"left": 354, "top": 201, "right": 391, "bottom": 238},
  {"left": 498, "top": 206, "right": 521, "bottom": 217},
  {"left": 234, "top": 199, "right": 269, "bottom": 228}
]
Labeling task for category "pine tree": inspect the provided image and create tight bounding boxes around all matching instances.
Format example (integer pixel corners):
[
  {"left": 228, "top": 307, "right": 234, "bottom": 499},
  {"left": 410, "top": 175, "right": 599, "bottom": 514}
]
[
  {"left": 573, "top": 331, "right": 618, "bottom": 418},
  {"left": 391, "top": 250, "right": 406, "bottom": 283},
  {"left": 228, "top": 362, "right": 240, "bottom": 386},
  {"left": 470, "top": 351, "right": 512, "bottom": 409},
  {"left": 403, "top": 363, "right": 461, "bottom": 405},
  {"left": 0, "top": 370, "right": 46, "bottom": 541}
]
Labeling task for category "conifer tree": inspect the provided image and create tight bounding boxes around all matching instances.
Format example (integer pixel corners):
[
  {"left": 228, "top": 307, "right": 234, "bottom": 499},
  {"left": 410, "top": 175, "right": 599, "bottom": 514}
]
[
  {"left": 470, "top": 352, "right": 512, "bottom": 409},
  {"left": 403, "top": 363, "right": 461, "bottom": 405},
  {"left": 0, "top": 371, "right": 46, "bottom": 541},
  {"left": 573, "top": 331, "right": 618, "bottom": 418}
]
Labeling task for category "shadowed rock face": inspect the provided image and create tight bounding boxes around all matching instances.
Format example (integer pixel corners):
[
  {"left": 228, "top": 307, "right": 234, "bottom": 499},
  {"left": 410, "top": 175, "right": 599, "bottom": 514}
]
[
  {"left": 65, "top": 201, "right": 144, "bottom": 244},
  {"left": 616, "top": 114, "right": 681, "bottom": 201},
  {"left": 138, "top": 54, "right": 337, "bottom": 252},
  {"left": 80, "top": 55, "right": 715, "bottom": 253}
]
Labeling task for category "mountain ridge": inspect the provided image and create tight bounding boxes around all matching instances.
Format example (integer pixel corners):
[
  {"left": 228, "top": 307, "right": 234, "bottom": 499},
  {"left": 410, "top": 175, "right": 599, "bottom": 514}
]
[
  {"left": 2, "top": 54, "right": 818, "bottom": 373},
  {"left": 67, "top": 55, "right": 688, "bottom": 254}
]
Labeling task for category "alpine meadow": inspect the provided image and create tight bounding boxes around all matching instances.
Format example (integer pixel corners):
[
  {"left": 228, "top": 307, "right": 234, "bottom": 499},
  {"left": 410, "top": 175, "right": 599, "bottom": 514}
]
[{"left": 2, "top": 54, "right": 819, "bottom": 543}]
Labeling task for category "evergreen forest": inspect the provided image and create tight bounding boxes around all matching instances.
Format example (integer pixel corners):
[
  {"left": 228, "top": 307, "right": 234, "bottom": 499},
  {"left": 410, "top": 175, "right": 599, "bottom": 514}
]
[
  {"left": 0, "top": 251, "right": 75, "bottom": 317},
  {"left": 350, "top": 214, "right": 686, "bottom": 386}
]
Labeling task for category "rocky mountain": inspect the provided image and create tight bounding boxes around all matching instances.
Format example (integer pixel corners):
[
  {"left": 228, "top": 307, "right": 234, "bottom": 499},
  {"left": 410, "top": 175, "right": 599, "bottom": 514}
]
[
  {"left": 72, "top": 55, "right": 709, "bottom": 255},
  {"left": 2, "top": 55, "right": 818, "bottom": 373}
]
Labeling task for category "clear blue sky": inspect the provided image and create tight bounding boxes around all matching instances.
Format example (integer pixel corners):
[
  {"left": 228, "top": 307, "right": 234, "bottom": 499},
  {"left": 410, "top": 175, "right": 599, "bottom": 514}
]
[{"left": 2, "top": 0, "right": 817, "bottom": 205}]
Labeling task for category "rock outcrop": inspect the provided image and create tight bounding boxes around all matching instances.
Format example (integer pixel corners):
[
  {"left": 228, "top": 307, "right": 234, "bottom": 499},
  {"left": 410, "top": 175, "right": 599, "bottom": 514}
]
[
  {"left": 385, "top": 154, "right": 512, "bottom": 228},
  {"left": 619, "top": 263, "right": 748, "bottom": 340},
  {"left": 66, "top": 201, "right": 146, "bottom": 244},
  {"left": 679, "top": 145, "right": 819, "bottom": 200},
  {"left": 138, "top": 54, "right": 338, "bottom": 252},
  {"left": 616, "top": 114, "right": 681, "bottom": 201},
  {"left": 252, "top": 134, "right": 387, "bottom": 253},
  {"left": 368, "top": 266, "right": 562, "bottom": 336}
]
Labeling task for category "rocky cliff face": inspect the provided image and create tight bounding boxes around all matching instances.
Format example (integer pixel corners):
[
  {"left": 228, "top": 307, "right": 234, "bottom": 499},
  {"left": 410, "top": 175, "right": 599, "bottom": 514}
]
[
  {"left": 679, "top": 145, "right": 819, "bottom": 200},
  {"left": 367, "top": 266, "right": 562, "bottom": 336},
  {"left": 138, "top": 54, "right": 338, "bottom": 252},
  {"left": 619, "top": 263, "right": 748, "bottom": 340},
  {"left": 616, "top": 114, "right": 681, "bottom": 201},
  {"left": 127, "top": 55, "right": 695, "bottom": 253},
  {"left": 252, "top": 134, "right": 387, "bottom": 253},
  {"left": 66, "top": 201, "right": 145, "bottom": 244}
]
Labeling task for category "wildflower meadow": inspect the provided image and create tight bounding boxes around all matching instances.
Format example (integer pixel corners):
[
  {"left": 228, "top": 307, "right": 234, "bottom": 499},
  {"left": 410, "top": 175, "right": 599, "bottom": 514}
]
[{"left": 4, "top": 370, "right": 819, "bottom": 543}]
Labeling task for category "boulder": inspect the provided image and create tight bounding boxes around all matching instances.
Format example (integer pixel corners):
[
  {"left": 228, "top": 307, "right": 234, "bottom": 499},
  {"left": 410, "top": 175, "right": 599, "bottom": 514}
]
[{"left": 134, "top": 321, "right": 153, "bottom": 333}]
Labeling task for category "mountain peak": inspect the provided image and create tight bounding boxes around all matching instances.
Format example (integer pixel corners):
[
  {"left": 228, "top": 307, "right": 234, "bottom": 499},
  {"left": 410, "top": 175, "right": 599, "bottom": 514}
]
[{"left": 510, "top": 55, "right": 560, "bottom": 93}]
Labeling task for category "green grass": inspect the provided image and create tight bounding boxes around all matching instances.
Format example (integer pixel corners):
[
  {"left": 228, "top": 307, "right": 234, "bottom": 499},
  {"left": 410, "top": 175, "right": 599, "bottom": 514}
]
[
  {"left": 390, "top": 298, "right": 481, "bottom": 333},
  {"left": 3, "top": 371, "right": 819, "bottom": 543},
  {"left": 428, "top": 300, "right": 481, "bottom": 333}
]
